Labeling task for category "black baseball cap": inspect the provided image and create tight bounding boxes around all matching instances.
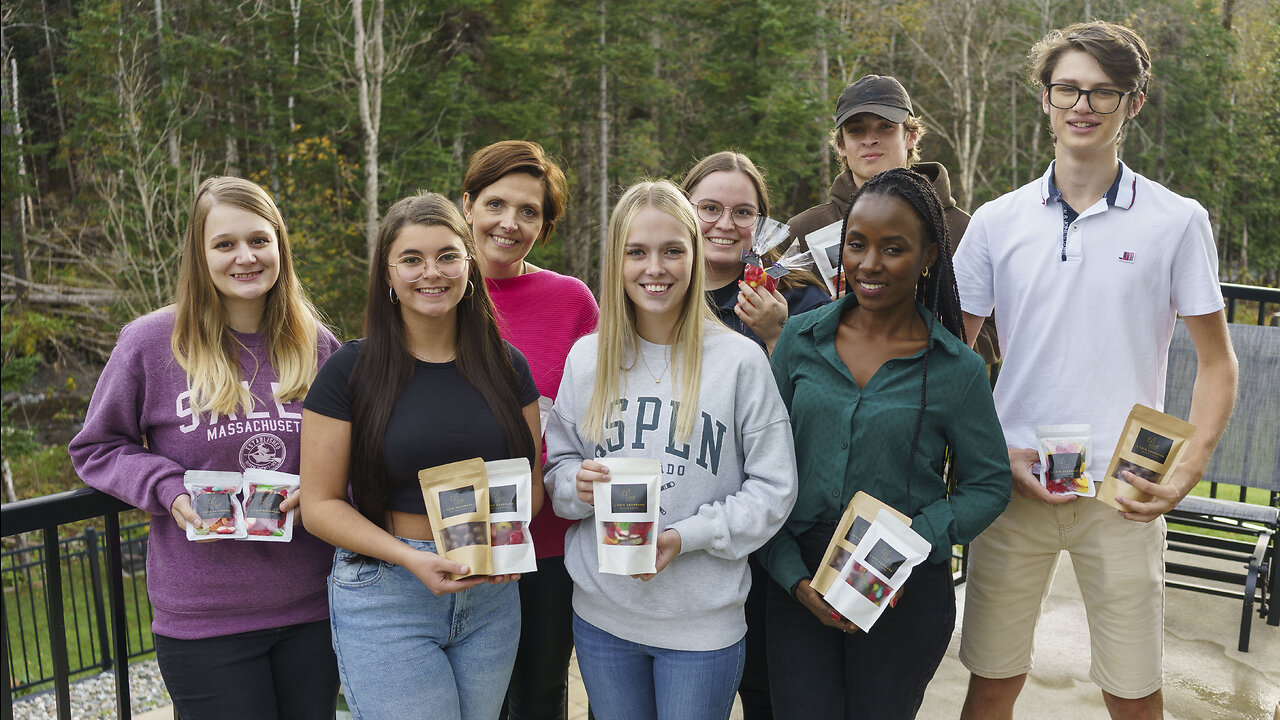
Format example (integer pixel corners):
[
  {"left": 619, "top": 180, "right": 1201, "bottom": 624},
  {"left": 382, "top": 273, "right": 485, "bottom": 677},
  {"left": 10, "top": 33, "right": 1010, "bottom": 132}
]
[{"left": 834, "top": 75, "right": 913, "bottom": 127}]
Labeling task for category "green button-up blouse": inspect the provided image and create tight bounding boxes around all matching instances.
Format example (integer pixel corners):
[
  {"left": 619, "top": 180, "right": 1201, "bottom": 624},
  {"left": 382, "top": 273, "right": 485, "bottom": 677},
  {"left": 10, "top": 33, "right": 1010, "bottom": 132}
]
[{"left": 760, "top": 296, "right": 1010, "bottom": 595}]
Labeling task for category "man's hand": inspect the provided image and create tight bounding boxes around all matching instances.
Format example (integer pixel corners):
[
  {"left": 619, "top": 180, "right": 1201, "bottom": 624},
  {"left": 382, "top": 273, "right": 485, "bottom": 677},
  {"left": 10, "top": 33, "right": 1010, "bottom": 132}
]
[
  {"left": 1114, "top": 469, "right": 1185, "bottom": 522},
  {"left": 1009, "top": 447, "right": 1076, "bottom": 505}
]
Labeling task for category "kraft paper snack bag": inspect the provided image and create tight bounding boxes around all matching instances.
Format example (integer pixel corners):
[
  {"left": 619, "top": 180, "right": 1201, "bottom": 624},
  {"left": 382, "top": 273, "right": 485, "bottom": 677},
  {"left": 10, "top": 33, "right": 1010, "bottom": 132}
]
[
  {"left": 594, "top": 457, "right": 661, "bottom": 575},
  {"left": 823, "top": 510, "right": 930, "bottom": 630},
  {"left": 812, "top": 491, "right": 912, "bottom": 596},
  {"left": 485, "top": 457, "right": 537, "bottom": 574},
  {"left": 419, "top": 458, "right": 493, "bottom": 579},
  {"left": 1097, "top": 404, "right": 1196, "bottom": 511}
]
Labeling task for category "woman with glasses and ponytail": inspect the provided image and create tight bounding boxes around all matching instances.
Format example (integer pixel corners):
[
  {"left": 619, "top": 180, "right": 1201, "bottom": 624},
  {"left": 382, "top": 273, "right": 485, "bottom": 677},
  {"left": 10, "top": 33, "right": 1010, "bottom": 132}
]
[
  {"left": 759, "top": 168, "right": 1009, "bottom": 719},
  {"left": 300, "top": 192, "right": 541, "bottom": 720},
  {"left": 680, "top": 151, "right": 829, "bottom": 358}
]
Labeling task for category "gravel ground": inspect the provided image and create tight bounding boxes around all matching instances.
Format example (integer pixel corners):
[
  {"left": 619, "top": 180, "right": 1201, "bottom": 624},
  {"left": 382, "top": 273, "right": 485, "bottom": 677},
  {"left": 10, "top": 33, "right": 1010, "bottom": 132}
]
[{"left": 11, "top": 659, "right": 171, "bottom": 720}]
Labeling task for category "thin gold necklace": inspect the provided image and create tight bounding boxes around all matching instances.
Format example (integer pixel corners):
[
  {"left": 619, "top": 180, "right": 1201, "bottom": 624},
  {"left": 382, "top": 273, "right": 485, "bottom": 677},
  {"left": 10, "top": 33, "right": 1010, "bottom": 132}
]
[
  {"left": 637, "top": 345, "right": 670, "bottom": 384},
  {"left": 411, "top": 348, "right": 456, "bottom": 363}
]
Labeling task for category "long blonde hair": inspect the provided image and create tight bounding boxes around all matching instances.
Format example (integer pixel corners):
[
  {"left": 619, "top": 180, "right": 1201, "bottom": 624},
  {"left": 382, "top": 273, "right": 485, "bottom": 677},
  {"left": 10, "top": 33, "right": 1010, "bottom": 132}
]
[
  {"left": 170, "top": 176, "right": 324, "bottom": 419},
  {"left": 583, "top": 180, "right": 720, "bottom": 444}
]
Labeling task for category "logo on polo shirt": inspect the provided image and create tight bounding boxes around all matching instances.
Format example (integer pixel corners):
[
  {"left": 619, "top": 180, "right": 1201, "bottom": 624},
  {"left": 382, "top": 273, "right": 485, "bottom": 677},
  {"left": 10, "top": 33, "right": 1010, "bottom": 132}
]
[{"left": 1119, "top": 251, "right": 1135, "bottom": 263}]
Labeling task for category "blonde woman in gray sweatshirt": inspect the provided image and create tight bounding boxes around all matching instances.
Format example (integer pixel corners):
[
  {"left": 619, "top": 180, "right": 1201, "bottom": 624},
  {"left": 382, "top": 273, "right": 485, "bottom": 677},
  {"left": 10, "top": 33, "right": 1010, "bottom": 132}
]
[{"left": 544, "top": 180, "right": 798, "bottom": 720}]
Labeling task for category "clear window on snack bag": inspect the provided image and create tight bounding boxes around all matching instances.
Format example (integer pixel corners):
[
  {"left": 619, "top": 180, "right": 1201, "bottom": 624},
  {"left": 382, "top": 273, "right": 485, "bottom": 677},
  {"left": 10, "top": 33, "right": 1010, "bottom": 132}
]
[
  {"left": 485, "top": 457, "right": 537, "bottom": 574},
  {"left": 1036, "top": 424, "right": 1095, "bottom": 497},
  {"left": 183, "top": 470, "right": 247, "bottom": 540},
  {"left": 241, "top": 469, "right": 299, "bottom": 542},
  {"left": 594, "top": 458, "right": 661, "bottom": 575},
  {"left": 822, "top": 510, "right": 930, "bottom": 630}
]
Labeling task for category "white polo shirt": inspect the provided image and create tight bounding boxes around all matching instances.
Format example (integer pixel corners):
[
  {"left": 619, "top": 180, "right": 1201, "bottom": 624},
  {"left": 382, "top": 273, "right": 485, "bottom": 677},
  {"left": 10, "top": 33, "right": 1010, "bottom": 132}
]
[{"left": 953, "top": 161, "right": 1223, "bottom": 468}]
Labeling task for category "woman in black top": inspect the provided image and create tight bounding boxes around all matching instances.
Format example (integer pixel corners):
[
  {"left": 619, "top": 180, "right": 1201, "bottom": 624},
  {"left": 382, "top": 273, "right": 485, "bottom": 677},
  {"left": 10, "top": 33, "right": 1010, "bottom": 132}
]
[{"left": 300, "top": 192, "right": 541, "bottom": 720}]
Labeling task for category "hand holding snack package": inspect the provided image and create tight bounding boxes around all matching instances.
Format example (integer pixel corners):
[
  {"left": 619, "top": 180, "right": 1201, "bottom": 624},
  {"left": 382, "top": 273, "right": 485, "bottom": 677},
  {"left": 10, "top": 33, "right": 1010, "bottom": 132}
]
[
  {"left": 242, "top": 469, "right": 299, "bottom": 542},
  {"left": 1036, "top": 424, "right": 1095, "bottom": 497},
  {"left": 485, "top": 457, "right": 537, "bottom": 574},
  {"left": 594, "top": 458, "right": 662, "bottom": 575},
  {"left": 419, "top": 458, "right": 494, "bottom": 579},
  {"left": 183, "top": 470, "right": 248, "bottom": 540},
  {"left": 1096, "top": 404, "right": 1196, "bottom": 511},
  {"left": 811, "top": 491, "right": 911, "bottom": 596},
  {"left": 822, "top": 510, "right": 931, "bottom": 631}
]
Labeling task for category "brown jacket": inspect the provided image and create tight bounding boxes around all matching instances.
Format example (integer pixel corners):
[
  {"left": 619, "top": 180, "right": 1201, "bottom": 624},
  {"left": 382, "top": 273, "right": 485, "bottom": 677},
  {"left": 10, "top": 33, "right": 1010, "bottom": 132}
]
[{"left": 784, "top": 162, "right": 1000, "bottom": 364}]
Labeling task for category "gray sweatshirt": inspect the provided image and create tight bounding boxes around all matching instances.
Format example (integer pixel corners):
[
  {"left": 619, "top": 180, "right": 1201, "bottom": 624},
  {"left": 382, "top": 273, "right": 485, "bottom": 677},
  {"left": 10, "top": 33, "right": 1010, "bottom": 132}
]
[{"left": 545, "top": 329, "right": 798, "bottom": 651}]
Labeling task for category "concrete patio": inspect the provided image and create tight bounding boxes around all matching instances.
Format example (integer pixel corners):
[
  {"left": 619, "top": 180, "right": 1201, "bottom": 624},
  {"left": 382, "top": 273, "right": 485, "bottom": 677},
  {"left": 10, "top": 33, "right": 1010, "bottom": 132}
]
[{"left": 134, "top": 553, "right": 1278, "bottom": 720}]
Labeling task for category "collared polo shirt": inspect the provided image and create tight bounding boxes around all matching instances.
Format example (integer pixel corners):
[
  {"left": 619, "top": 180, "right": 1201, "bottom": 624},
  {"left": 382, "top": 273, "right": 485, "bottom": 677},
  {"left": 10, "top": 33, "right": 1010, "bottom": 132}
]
[
  {"left": 953, "top": 161, "right": 1224, "bottom": 473},
  {"left": 759, "top": 298, "right": 1010, "bottom": 594}
]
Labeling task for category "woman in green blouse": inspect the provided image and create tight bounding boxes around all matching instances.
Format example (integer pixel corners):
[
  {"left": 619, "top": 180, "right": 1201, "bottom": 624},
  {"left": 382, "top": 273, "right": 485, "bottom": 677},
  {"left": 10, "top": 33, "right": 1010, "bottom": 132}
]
[{"left": 760, "top": 168, "right": 1009, "bottom": 719}]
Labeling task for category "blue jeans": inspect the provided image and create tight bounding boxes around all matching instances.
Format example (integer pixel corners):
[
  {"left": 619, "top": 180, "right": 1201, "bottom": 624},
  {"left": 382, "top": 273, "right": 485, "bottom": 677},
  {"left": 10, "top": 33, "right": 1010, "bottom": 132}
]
[
  {"left": 328, "top": 539, "right": 520, "bottom": 720},
  {"left": 572, "top": 613, "right": 744, "bottom": 720}
]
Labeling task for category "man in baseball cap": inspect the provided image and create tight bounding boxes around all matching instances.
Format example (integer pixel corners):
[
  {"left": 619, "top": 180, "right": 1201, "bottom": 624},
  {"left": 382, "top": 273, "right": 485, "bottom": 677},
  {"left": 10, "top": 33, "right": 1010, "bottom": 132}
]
[{"left": 784, "top": 74, "right": 1000, "bottom": 364}]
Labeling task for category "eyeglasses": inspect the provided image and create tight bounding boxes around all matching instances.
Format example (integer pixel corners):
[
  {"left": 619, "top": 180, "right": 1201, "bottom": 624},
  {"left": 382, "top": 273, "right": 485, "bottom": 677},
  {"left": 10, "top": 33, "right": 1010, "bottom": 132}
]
[
  {"left": 1046, "top": 84, "right": 1133, "bottom": 114},
  {"left": 694, "top": 200, "right": 760, "bottom": 229},
  {"left": 387, "top": 251, "right": 469, "bottom": 282}
]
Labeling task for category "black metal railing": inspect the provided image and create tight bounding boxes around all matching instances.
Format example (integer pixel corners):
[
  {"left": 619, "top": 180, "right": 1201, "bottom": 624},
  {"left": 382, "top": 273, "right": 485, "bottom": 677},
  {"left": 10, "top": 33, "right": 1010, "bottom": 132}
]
[
  {"left": 1223, "top": 282, "right": 1279, "bottom": 326},
  {"left": 2, "top": 488, "right": 137, "bottom": 720},
  {"left": 3, "top": 522, "right": 153, "bottom": 694}
]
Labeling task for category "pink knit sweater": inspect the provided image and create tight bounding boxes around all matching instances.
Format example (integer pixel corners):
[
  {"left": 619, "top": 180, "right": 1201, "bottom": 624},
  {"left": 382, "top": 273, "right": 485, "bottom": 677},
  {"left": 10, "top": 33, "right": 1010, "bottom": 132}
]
[{"left": 486, "top": 269, "right": 599, "bottom": 558}]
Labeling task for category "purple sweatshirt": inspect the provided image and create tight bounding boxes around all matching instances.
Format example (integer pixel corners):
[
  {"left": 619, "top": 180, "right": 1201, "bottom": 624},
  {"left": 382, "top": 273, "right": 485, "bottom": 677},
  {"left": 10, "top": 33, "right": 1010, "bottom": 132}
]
[{"left": 68, "top": 309, "right": 340, "bottom": 640}]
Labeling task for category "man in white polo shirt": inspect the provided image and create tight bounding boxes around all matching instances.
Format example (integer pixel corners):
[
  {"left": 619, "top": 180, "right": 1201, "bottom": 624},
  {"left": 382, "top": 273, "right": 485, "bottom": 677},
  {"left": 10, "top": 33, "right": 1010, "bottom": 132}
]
[{"left": 952, "top": 20, "right": 1238, "bottom": 720}]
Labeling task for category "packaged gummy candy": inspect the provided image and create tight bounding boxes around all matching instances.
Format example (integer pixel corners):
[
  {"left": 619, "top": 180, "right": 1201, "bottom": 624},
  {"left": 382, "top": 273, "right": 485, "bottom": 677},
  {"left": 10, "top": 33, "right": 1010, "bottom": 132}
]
[
  {"left": 241, "top": 469, "right": 299, "bottom": 542},
  {"left": 1036, "top": 424, "right": 1095, "bottom": 497},
  {"left": 593, "top": 458, "right": 661, "bottom": 575},
  {"left": 822, "top": 510, "right": 930, "bottom": 631},
  {"left": 183, "top": 471, "right": 247, "bottom": 541},
  {"left": 811, "top": 491, "right": 911, "bottom": 596},
  {"left": 418, "top": 458, "right": 493, "bottom": 579},
  {"left": 485, "top": 457, "right": 537, "bottom": 574}
]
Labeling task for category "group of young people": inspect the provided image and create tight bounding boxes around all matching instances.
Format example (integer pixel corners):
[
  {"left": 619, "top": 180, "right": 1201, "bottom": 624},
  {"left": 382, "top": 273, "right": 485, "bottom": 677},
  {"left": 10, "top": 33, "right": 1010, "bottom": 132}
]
[{"left": 68, "top": 19, "right": 1237, "bottom": 720}]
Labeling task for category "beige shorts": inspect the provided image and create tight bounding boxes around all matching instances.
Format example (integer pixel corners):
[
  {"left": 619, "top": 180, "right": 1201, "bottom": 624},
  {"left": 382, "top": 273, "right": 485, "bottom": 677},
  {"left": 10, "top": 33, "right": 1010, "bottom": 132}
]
[{"left": 958, "top": 491, "right": 1167, "bottom": 699}]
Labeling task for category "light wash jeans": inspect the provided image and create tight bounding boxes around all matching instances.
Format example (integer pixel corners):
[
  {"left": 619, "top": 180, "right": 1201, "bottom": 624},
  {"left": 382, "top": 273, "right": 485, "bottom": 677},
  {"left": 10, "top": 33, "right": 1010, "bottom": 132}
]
[
  {"left": 328, "top": 539, "right": 520, "bottom": 720},
  {"left": 572, "top": 613, "right": 745, "bottom": 720}
]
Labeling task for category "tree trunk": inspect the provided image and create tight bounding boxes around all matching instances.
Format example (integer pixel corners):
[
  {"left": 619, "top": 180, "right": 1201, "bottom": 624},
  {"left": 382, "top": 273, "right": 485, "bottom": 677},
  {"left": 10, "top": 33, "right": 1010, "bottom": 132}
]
[
  {"left": 598, "top": 0, "right": 608, "bottom": 260},
  {"left": 816, "top": 1, "right": 830, "bottom": 190},
  {"left": 353, "top": 0, "right": 385, "bottom": 263},
  {"left": 4, "top": 49, "right": 33, "bottom": 304},
  {"left": 40, "top": 0, "right": 75, "bottom": 195}
]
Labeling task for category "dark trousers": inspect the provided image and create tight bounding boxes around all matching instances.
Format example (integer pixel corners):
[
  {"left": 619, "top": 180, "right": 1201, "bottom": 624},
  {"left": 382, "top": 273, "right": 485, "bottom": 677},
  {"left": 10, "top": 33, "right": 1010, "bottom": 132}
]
[
  {"left": 737, "top": 554, "right": 774, "bottom": 720},
  {"left": 765, "top": 523, "right": 954, "bottom": 720},
  {"left": 154, "top": 619, "right": 338, "bottom": 720},
  {"left": 502, "top": 555, "right": 577, "bottom": 720}
]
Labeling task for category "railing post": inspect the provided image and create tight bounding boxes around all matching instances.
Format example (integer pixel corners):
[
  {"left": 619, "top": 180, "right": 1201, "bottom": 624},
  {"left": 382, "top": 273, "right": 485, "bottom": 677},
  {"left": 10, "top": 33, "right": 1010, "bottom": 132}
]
[
  {"left": 43, "top": 529, "right": 72, "bottom": 720},
  {"left": 105, "top": 512, "right": 133, "bottom": 720},
  {"left": 84, "top": 528, "right": 113, "bottom": 671},
  {"left": 2, "top": 582, "right": 13, "bottom": 720}
]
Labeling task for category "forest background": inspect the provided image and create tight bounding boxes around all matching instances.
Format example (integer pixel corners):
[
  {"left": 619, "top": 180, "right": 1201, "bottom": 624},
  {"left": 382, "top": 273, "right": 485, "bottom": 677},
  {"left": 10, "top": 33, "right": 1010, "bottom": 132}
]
[{"left": 0, "top": 0, "right": 1276, "bottom": 502}]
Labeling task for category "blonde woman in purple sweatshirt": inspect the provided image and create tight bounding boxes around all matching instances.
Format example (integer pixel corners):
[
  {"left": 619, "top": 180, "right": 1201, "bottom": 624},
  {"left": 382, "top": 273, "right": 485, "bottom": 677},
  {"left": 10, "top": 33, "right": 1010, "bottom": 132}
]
[{"left": 69, "top": 177, "right": 340, "bottom": 720}]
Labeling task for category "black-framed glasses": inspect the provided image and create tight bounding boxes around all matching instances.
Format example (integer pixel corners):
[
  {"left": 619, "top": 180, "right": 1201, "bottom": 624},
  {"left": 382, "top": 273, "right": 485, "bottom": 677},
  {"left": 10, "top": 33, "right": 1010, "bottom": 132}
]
[
  {"left": 387, "top": 251, "right": 469, "bottom": 282},
  {"left": 694, "top": 200, "right": 760, "bottom": 229},
  {"left": 1046, "top": 84, "right": 1133, "bottom": 114}
]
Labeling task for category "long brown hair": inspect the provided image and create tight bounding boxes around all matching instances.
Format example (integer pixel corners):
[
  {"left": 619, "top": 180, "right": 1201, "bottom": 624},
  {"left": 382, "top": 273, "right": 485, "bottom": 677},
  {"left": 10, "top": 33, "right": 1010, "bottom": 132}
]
[
  {"left": 171, "top": 176, "right": 324, "bottom": 419},
  {"left": 348, "top": 192, "right": 536, "bottom": 529}
]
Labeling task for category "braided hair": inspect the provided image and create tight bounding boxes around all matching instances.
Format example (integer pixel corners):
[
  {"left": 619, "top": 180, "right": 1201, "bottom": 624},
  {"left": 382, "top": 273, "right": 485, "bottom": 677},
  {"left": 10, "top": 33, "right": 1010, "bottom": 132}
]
[{"left": 839, "top": 167, "right": 967, "bottom": 504}]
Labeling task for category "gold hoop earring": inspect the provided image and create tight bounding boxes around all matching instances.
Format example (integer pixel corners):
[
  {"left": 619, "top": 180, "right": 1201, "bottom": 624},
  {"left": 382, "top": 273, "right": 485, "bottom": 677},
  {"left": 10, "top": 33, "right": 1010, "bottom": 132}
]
[
  {"left": 388, "top": 286, "right": 399, "bottom": 305},
  {"left": 465, "top": 280, "right": 475, "bottom": 298},
  {"left": 921, "top": 266, "right": 930, "bottom": 278}
]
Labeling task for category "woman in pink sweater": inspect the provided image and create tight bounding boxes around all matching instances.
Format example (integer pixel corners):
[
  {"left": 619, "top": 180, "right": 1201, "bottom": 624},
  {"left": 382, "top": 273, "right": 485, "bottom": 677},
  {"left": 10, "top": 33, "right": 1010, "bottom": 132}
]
[{"left": 462, "top": 140, "right": 599, "bottom": 720}]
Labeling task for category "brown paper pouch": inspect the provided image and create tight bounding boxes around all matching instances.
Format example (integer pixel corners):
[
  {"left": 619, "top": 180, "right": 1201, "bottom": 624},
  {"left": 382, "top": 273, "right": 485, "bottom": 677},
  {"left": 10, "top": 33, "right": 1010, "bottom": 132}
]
[
  {"left": 811, "top": 491, "right": 911, "bottom": 595},
  {"left": 419, "top": 457, "right": 493, "bottom": 578},
  {"left": 1096, "top": 404, "right": 1196, "bottom": 511}
]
